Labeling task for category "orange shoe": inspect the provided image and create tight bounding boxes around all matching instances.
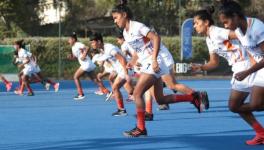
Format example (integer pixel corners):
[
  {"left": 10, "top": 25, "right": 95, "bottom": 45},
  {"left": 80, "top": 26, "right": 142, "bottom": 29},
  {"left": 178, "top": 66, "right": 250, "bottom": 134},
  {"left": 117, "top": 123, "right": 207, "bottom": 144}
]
[
  {"left": 14, "top": 89, "right": 23, "bottom": 96},
  {"left": 102, "top": 88, "right": 110, "bottom": 94},
  {"left": 95, "top": 89, "right": 104, "bottom": 95},
  {"left": 246, "top": 134, "right": 264, "bottom": 145},
  {"left": 54, "top": 83, "right": 60, "bottom": 92},
  {"left": 6, "top": 82, "right": 12, "bottom": 92}
]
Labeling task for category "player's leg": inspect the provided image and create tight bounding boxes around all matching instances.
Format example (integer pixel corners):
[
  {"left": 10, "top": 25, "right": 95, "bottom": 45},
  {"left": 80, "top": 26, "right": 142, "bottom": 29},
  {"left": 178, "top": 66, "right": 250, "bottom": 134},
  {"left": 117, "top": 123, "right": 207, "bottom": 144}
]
[
  {"left": 162, "top": 69, "right": 194, "bottom": 95},
  {"left": 104, "top": 72, "right": 117, "bottom": 100},
  {"left": 110, "top": 76, "right": 128, "bottom": 116},
  {"left": 123, "top": 73, "right": 156, "bottom": 137},
  {"left": 152, "top": 79, "right": 208, "bottom": 113},
  {"left": 36, "top": 72, "right": 60, "bottom": 92},
  {"left": 0, "top": 74, "right": 12, "bottom": 91},
  {"left": 73, "top": 68, "right": 86, "bottom": 100},
  {"left": 123, "top": 78, "right": 134, "bottom": 102},
  {"left": 144, "top": 89, "right": 154, "bottom": 121},
  {"left": 88, "top": 70, "right": 110, "bottom": 95}
]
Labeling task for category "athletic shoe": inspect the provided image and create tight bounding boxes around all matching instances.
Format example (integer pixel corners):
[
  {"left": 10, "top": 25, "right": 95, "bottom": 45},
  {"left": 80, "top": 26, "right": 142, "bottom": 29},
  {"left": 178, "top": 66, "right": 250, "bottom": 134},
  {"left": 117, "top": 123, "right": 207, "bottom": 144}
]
[
  {"left": 14, "top": 89, "right": 23, "bottom": 96},
  {"left": 157, "top": 104, "right": 170, "bottom": 111},
  {"left": 246, "top": 134, "right": 264, "bottom": 145},
  {"left": 45, "top": 83, "right": 50, "bottom": 91},
  {"left": 102, "top": 88, "right": 110, "bottom": 94},
  {"left": 95, "top": 90, "right": 104, "bottom": 95},
  {"left": 112, "top": 109, "right": 127, "bottom": 116},
  {"left": 6, "top": 82, "right": 12, "bottom": 92},
  {"left": 192, "top": 92, "right": 202, "bottom": 113},
  {"left": 145, "top": 112, "right": 154, "bottom": 121},
  {"left": 74, "top": 94, "right": 85, "bottom": 100},
  {"left": 192, "top": 91, "right": 209, "bottom": 113},
  {"left": 126, "top": 94, "right": 134, "bottom": 102},
  {"left": 27, "top": 92, "right": 34, "bottom": 96},
  {"left": 200, "top": 91, "right": 209, "bottom": 110},
  {"left": 54, "top": 83, "right": 60, "bottom": 92},
  {"left": 123, "top": 127, "right": 147, "bottom": 137},
  {"left": 105, "top": 91, "right": 113, "bottom": 101}
]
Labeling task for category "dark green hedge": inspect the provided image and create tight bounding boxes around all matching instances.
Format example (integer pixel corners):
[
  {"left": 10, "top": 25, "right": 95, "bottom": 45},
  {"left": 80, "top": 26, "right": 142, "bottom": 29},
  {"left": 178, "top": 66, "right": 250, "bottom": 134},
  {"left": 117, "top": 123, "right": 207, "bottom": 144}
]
[{"left": 0, "top": 37, "right": 231, "bottom": 79}]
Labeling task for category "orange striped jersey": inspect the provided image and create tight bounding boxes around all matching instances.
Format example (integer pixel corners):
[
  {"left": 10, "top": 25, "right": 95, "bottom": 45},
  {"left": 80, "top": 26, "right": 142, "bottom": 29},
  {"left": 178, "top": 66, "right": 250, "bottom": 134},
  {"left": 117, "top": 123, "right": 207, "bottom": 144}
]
[
  {"left": 235, "top": 17, "right": 264, "bottom": 64},
  {"left": 123, "top": 20, "right": 171, "bottom": 63},
  {"left": 206, "top": 25, "right": 246, "bottom": 66}
]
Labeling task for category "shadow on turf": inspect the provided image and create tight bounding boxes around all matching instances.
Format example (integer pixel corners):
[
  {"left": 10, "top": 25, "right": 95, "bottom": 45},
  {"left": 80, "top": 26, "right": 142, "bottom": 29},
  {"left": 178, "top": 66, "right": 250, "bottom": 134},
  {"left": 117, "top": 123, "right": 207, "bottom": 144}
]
[{"left": 2, "top": 134, "right": 263, "bottom": 150}]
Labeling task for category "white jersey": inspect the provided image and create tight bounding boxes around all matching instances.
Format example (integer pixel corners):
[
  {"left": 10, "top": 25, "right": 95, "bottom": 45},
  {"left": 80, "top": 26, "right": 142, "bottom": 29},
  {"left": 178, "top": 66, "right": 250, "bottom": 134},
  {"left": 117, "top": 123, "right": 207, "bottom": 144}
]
[
  {"left": 103, "top": 43, "right": 123, "bottom": 63},
  {"left": 123, "top": 20, "right": 170, "bottom": 63},
  {"left": 103, "top": 43, "right": 123, "bottom": 66},
  {"left": 235, "top": 17, "right": 264, "bottom": 63},
  {"left": 235, "top": 17, "right": 264, "bottom": 87},
  {"left": 18, "top": 48, "right": 35, "bottom": 76},
  {"left": 18, "top": 48, "right": 34, "bottom": 68},
  {"left": 92, "top": 53, "right": 114, "bottom": 73},
  {"left": 121, "top": 41, "right": 130, "bottom": 53},
  {"left": 26, "top": 51, "right": 37, "bottom": 65},
  {"left": 72, "top": 42, "right": 95, "bottom": 71},
  {"left": 206, "top": 25, "right": 254, "bottom": 92},
  {"left": 103, "top": 43, "right": 132, "bottom": 78},
  {"left": 206, "top": 26, "right": 247, "bottom": 67},
  {"left": 121, "top": 41, "right": 132, "bottom": 61},
  {"left": 26, "top": 51, "right": 41, "bottom": 73},
  {"left": 92, "top": 53, "right": 100, "bottom": 64},
  {"left": 123, "top": 20, "right": 170, "bottom": 77},
  {"left": 159, "top": 44, "right": 174, "bottom": 69},
  {"left": 92, "top": 43, "right": 122, "bottom": 69}
]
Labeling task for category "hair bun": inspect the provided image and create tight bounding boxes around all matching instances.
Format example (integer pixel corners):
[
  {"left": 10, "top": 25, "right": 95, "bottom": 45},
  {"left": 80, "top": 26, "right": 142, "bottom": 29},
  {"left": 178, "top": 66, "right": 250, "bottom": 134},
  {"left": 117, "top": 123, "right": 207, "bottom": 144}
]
[
  {"left": 18, "top": 40, "right": 24, "bottom": 46},
  {"left": 72, "top": 32, "right": 77, "bottom": 36},
  {"left": 70, "top": 32, "right": 77, "bottom": 40},
  {"left": 112, "top": 0, "right": 133, "bottom": 19}
]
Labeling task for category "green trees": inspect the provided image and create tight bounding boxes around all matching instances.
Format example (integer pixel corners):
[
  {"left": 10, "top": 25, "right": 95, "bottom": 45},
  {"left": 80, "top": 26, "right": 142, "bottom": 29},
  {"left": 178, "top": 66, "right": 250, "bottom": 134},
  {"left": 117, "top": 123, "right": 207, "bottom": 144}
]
[
  {"left": 0, "top": 0, "right": 41, "bottom": 38},
  {"left": 0, "top": 0, "right": 263, "bottom": 37}
]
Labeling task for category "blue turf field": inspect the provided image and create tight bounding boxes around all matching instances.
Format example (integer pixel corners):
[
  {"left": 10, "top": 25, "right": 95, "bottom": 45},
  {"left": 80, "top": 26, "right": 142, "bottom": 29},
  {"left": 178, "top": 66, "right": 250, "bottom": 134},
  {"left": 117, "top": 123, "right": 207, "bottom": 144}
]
[{"left": 0, "top": 80, "right": 263, "bottom": 150}]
